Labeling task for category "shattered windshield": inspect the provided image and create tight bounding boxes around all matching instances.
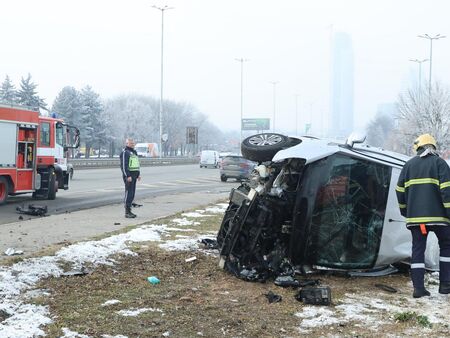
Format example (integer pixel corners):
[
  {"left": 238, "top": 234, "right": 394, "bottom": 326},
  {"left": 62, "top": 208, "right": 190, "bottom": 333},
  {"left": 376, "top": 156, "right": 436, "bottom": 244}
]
[{"left": 304, "top": 154, "right": 392, "bottom": 269}]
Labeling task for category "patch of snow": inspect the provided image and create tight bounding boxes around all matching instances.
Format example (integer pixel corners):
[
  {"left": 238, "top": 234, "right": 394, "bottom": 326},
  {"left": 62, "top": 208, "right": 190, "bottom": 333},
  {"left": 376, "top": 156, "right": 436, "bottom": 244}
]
[
  {"left": 60, "top": 328, "right": 91, "bottom": 338},
  {"left": 204, "top": 205, "right": 227, "bottom": 214},
  {"left": 101, "top": 300, "right": 121, "bottom": 307},
  {"left": 295, "top": 307, "right": 341, "bottom": 329},
  {"left": 181, "top": 212, "right": 213, "bottom": 218},
  {"left": 23, "top": 289, "right": 51, "bottom": 299},
  {"left": 56, "top": 224, "right": 167, "bottom": 268},
  {"left": 117, "top": 308, "right": 163, "bottom": 317},
  {"left": 159, "top": 237, "right": 200, "bottom": 251},
  {"left": 165, "top": 227, "right": 195, "bottom": 232},
  {"left": 0, "top": 304, "right": 52, "bottom": 338},
  {"left": 163, "top": 331, "right": 170, "bottom": 337},
  {"left": 171, "top": 218, "right": 200, "bottom": 226}
]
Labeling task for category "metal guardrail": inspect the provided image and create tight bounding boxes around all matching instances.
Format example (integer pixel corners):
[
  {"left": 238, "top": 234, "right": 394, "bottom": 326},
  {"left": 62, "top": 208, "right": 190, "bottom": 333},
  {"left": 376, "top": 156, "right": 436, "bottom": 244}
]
[{"left": 70, "top": 157, "right": 198, "bottom": 169}]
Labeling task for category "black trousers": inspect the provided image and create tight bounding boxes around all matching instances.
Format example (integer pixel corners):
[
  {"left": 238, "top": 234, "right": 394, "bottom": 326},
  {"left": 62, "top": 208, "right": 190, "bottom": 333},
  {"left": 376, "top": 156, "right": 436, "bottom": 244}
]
[
  {"left": 410, "top": 225, "right": 450, "bottom": 288},
  {"left": 123, "top": 176, "right": 137, "bottom": 209}
]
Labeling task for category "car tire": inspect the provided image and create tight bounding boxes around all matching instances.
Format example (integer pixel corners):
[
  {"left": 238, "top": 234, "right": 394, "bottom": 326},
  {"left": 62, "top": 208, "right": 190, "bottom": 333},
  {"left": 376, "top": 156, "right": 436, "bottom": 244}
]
[
  {"left": 220, "top": 174, "right": 227, "bottom": 182},
  {"left": 241, "top": 133, "right": 291, "bottom": 162},
  {"left": 0, "top": 176, "right": 9, "bottom": 205}
]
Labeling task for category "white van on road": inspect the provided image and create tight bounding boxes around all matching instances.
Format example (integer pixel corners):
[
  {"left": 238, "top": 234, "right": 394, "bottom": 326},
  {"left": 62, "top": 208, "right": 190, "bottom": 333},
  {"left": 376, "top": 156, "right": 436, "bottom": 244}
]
[{"left": 200, "top": 150, "right": 219, "bottom": 168}]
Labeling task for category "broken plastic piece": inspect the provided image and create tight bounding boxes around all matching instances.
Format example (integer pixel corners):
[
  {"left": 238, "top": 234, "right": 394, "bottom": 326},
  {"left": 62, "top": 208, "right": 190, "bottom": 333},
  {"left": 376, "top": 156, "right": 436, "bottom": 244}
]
[
  {"left": 295, "top": 286, "right": 332, "bottom": 305},
  {"left": 200, "top": 238, "right": 219, "bottom": 250},
  {"left": 147, "top": 276, "right": 160, "bottom": 285},
  {"left": 274, "top": 275, "right": 300, "bottom": 287},
  {"left": 4, "top": 248, "right": 24, "bottom": 256},
  {"left": 298, "top": 279, "right": 321, "bottom": 287},
  {"left": 132, "top": 203, "right": 143, "bottom": 208},
  {"left": 265, "top": 291, "right": 282, "bottom": 303},
  {"left": 185, "top": 256, "right": 197, "bottom": 262},
  {"left": 62, "top": 267, "right": 92, "bottom": 277},
  {"left": 16, "top": 204, "right": 47, "bottom": 216}
]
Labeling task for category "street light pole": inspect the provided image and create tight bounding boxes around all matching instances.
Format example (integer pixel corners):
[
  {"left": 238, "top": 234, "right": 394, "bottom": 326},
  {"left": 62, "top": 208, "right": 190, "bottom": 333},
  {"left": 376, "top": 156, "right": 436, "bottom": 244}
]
[
  {"left": 409, "top": 58, "right": 429, "bottom": 89},
  {"left": 270, "top": 81, "right": 279, "bottom": 132},
  {"left": 235, "top": 58, "right": 249, "bottom": 145},
  {"left": 294, "top": 94, "right": 300, "bottom": 136},
  {"left": 418, "top": 34, "right": 446, "bottom": 93},
  {"left": 153, "top": 5, "right": 173, "bottom": 158}
]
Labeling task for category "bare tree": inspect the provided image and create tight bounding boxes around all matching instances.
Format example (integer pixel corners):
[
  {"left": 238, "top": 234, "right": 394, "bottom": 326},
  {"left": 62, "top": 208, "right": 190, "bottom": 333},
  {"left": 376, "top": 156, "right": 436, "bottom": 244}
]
[
  {"left": 394, "top": 82, "right": 450, "bottom": 155},
  {"left": 366, "top": 112, "right": 395, "bottom": 148}
]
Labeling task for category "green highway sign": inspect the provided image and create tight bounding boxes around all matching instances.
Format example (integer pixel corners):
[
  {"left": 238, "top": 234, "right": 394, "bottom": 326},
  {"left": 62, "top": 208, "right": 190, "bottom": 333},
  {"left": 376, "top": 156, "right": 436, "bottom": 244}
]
[{"left": 241, "top": 118, "right": 270, "bottom": 130}]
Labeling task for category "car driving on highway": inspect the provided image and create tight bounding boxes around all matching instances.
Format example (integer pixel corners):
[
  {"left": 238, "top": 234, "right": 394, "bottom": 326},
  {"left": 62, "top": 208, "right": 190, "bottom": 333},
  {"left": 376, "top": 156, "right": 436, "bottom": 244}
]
[{"left": 219, "top": 155, "right": 256, "bottom": 182}]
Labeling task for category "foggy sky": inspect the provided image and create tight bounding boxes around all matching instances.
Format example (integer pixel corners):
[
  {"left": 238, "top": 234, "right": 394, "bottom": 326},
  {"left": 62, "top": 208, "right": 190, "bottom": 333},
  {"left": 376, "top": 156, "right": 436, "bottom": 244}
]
[{"left": 1, "top": 0, "right": 450, "bottom": 135}]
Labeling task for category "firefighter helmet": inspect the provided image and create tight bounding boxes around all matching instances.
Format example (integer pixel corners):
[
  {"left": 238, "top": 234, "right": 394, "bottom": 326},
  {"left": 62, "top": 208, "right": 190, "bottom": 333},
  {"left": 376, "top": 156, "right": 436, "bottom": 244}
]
[{"left": 413, "top": 134, "right": 437, "bottom": 152}]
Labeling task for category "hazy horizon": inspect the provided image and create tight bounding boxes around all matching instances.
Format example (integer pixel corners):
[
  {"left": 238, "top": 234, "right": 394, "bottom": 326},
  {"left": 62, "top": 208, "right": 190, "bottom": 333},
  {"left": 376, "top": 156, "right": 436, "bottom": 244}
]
[{"left": 2, "top": 0, "right": 450, "bottom": 135}]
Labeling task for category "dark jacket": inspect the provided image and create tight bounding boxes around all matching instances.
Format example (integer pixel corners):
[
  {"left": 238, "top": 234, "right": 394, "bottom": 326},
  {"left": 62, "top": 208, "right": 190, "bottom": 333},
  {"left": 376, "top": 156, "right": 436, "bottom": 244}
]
[
  {"left": 120, "top": 146, "right": 140, "bottom": 178},
  {"left": 396, "top": 150, "right": 450, "bottom": 226}
]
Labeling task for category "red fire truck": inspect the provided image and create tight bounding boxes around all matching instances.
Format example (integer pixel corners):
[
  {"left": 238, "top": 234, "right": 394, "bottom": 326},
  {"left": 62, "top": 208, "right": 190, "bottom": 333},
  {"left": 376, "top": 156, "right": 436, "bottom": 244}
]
[{"left": 0, "top": 104, "right": 80, "bottom": 204}]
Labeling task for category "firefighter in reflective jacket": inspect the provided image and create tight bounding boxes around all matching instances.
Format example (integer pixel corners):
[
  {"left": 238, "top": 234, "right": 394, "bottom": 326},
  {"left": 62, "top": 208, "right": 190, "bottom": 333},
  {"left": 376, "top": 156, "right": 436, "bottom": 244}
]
[
  {"left": 120, "top": 138, "right": 141, "bottom": 218},
  {"left": 396, "top": 134, "right": 450, "bottom": 298}
]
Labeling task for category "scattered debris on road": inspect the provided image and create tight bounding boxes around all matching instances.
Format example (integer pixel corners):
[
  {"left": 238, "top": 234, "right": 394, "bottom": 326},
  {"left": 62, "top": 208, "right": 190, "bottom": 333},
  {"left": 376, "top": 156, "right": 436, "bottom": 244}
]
[
  {"left": 4, "top": 248, "right": 24, "bottom": 256},
  {"left": 265, "top": 290, "right": 282, "bottom": 303},
  {"left": 15, "top": 204, "right": 48, "bottom": 216},
  {"left": 147, "top": 276, "right": 160, "bottom": 285}
]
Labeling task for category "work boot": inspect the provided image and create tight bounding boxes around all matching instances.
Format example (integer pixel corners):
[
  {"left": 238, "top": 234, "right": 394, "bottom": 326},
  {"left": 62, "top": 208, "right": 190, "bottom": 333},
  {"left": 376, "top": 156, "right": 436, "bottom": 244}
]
[
  {"left": 439, "top": 281, "right": 450, "bottom": 294},
  {"left": 413, "top": 287, "right": 430, "bottom": 298},
  {"left": 125, "top": 208, "right": 136, "bottom": 218}
]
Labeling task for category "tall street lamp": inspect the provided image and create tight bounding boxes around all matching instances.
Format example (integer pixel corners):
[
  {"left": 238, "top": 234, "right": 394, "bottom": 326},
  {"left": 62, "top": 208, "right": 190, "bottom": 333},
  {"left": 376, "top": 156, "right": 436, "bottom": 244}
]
[
  {"left": 409, "top": 58, "right": 428, "bottom": 89},
  {"left": 270, "top": 81, "right": 279, "bottom": 132},
  {"left": 235, "top": 58, "right": 249, "bottom": 145},
  {"left": 418, "top": 34, "right": 446, "bottom": 92},
  {"left": 294, "top": 94, "right": 300, "bottom": 136},
  {"left": 153, "top": 5, "right": 173, "bottom": 158}
]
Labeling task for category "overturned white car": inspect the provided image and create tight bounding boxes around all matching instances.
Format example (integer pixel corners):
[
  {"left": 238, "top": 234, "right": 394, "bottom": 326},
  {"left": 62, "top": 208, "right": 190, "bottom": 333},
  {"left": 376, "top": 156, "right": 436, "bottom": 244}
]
[{"left": 217, "top": 133, "right": 442, "bottom": 280}]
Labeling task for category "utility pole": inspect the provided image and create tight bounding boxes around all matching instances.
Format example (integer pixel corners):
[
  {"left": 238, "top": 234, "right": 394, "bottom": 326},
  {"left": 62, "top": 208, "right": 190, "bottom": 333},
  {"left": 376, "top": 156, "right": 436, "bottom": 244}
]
[
  {"left": 235, "top": 58, "right": 249, "bottom": 145},
  {"left": 153, "top": 5, "right": 173, "bottom": 158},
  {"left": 409, "top": 58, "right": 428, "bottom": 89},
  {"left": 270, "top": 81, "right": 279, "bottom": 132},
  {"left": 294, "top": 94, "right": 300, "bottom": 136},
  {"left": 418, "top": 34, "right": 446, "bottom": 94}
]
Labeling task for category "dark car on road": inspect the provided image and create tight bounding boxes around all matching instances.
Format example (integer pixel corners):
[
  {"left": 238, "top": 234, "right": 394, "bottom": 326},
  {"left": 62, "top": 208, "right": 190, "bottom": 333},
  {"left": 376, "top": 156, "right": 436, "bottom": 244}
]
[{"left": 219, "top": 155, "right": 255, "bottom": 182}]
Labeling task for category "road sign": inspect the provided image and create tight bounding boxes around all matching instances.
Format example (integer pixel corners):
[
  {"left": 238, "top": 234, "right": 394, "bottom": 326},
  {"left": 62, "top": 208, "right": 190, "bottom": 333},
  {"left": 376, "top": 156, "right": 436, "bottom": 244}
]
[
  {"left": 241, "top": 118, "right": 270, "bottom": 131},
  {"left": 186, "top": 127, "right": 198, "bottom": 144}
]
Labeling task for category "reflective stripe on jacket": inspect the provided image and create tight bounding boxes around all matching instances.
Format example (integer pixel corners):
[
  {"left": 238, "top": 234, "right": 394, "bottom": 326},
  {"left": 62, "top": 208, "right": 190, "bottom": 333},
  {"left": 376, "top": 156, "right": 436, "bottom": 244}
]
[
  {"left": 120, "top": 147, "right": 140, "bottom": 178},
  {"left": 396, "top": 152, "right": 450, "bottom": 226}
]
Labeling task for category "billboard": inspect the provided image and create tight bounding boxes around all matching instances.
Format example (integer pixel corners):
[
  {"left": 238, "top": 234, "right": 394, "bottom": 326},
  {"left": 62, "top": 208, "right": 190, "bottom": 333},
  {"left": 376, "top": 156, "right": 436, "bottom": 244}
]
[{"left": 241, "top": 118, "right": 270, "bottom": 131}]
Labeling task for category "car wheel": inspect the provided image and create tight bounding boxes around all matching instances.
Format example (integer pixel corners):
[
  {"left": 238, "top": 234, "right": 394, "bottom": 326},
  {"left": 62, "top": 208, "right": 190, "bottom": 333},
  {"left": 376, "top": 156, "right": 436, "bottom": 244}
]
[
  {"left": 241, "top": 133, "right": 291, "bottom": 162},
  {"left": 220, "top": 174, "right": 227, "bottom": 182},
  {"left": 0, "top": 176, "right": 9, "bottom": 205}
]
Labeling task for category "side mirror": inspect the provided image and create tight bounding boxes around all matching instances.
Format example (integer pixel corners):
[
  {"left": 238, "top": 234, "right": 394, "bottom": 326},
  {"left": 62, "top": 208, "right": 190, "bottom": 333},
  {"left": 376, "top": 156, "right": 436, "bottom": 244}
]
[{"left": 345, "top": 132, "right": 366, "bottom": 148}]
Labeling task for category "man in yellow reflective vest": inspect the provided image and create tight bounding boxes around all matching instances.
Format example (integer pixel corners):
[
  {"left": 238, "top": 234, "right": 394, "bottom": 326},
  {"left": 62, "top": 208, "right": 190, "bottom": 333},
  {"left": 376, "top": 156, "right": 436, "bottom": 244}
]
[
  {"left": 396, "top": 134, "right": 450, "bottom": 298},
  {"left": 120, "top": 138, "right": 141, "bottom": 218}
]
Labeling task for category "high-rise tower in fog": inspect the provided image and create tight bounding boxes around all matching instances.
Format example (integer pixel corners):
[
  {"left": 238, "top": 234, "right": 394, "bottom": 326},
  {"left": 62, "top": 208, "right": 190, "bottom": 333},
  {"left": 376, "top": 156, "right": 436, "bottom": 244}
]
[{"left": 329, "top": 32, "right": 354, "bottom": 138}]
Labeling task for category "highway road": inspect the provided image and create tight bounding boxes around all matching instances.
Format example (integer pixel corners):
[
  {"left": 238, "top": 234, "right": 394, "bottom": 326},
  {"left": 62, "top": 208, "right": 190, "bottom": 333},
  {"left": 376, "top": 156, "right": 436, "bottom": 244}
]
[{"left": 0, "top": 164, "right": 237, "bottom": 225}]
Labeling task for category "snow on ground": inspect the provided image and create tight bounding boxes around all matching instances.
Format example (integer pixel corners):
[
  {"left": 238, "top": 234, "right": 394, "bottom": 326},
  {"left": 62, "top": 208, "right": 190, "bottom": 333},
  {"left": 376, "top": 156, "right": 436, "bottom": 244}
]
[
  {"left": 0, "top": 204, "right": 225, "bottom": 337},
  {"left": 295, "top": 289, "right": 450, "bottom": 333},
  {"left": 116, "top": 308, "right": 163, "bottom": 317},
  {"left": 181, "top": 212, "right": 213, "bottom": 218},
  {"left": 171, "top": 218, "right": 200, "bottom": 226}
]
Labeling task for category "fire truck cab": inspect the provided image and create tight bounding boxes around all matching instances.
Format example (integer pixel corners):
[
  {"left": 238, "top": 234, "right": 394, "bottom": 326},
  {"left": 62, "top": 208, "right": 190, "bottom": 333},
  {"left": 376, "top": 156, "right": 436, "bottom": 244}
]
[{"left": 0, "top": 104, "right": 80, "bottom": 204}]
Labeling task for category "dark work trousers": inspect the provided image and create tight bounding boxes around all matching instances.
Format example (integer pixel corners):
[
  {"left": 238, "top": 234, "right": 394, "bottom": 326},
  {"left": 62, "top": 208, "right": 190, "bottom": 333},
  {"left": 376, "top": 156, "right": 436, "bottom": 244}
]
[
  {"left": 410, "top": 225, "right": 450, "bottom": 288},
  {"left": 123, "top": 176, "right": 137, "bottom": 210}
]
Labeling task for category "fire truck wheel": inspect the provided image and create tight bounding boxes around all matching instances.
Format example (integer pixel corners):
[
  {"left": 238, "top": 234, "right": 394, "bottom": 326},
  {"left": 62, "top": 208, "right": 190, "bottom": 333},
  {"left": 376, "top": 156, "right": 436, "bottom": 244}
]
[
  {"left": 47, "top": 169, "right": 57, "bottom": 200},
  {"left": 0, "top": 176, "right": 9, "bottom": 205}
]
